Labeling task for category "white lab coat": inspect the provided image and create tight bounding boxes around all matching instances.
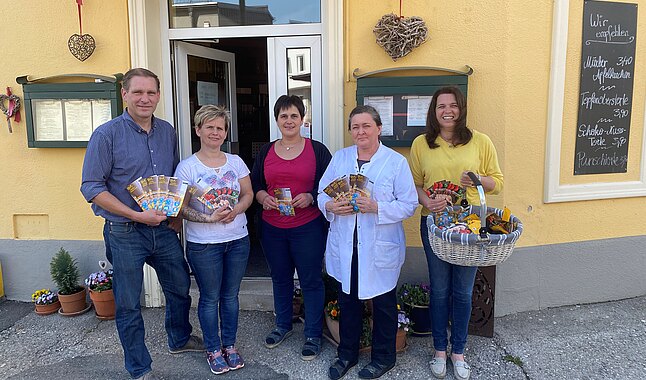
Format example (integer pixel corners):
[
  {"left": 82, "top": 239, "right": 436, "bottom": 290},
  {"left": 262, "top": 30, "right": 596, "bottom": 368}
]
[{"left": 318, "top": 143, "right": 418, "bottom": 299}]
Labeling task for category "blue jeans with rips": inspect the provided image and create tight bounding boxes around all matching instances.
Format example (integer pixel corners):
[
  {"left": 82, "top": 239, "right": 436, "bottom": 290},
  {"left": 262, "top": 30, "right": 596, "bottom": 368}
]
[
  {"left": 186, "top": 236, "right": 250, "bottom": 352},
  {"left": 260, "top": 216, "right": 326, "bottom": 338},
  {"left": 107, "top": 220, "right": 193, "bottom": 379},
  {"left": 420, "top": 216, "right": 477, "bottom": 354}
]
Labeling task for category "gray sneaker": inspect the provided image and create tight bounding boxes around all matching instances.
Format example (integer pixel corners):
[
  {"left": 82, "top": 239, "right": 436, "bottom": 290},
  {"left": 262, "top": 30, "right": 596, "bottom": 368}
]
[
  {"left": 169, "top": 335, "right": 204, "bottom": 354},
  {"left": 134, "top": 371, "right": 160, "bottom": 380}
]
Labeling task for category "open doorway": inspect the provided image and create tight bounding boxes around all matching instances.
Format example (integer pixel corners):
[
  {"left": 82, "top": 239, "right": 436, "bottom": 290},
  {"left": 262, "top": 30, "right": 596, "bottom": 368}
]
[
  {"left": 174, "top": 37, "right": 271, "bottom": 277},
  {"left": 173, "top": 36, "right": 320, "bottom": 278}
]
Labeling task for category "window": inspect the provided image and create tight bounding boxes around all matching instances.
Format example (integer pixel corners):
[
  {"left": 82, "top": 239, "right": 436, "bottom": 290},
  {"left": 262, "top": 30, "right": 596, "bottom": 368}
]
[{"left": 169, "top": 0, "right": 321, "bottom": 28}]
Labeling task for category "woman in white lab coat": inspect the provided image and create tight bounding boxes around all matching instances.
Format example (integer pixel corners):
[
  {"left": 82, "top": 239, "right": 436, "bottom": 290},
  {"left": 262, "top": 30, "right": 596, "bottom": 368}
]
[{"left": 318, "top": 105, "right": 417, "bottom": 380}]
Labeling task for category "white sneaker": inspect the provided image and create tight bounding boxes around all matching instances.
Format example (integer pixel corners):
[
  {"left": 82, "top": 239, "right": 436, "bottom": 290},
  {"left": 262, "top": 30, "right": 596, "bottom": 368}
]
[
  {"left": 453, "top": 360, "right": 471, "bottom": 380},
  {"left": 429, "top": 357, "right": 446, "bottom": 379}
]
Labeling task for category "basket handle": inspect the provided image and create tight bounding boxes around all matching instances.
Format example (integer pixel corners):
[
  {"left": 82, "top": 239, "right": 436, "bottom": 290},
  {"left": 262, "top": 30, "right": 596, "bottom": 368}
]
[{"left": 466, "top": 171, "right": 488, "bottom": 239}]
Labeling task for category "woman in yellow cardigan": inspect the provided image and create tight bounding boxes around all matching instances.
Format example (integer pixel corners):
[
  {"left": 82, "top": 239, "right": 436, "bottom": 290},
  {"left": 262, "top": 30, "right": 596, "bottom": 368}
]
[{"left": 409, "top": 86, "right": 503, "bottom": 380}]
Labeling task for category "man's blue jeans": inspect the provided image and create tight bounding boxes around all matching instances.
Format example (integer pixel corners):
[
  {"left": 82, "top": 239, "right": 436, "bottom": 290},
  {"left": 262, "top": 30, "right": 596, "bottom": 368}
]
[
  {"left": 260, "top": 216, "right": 326, "bottom": 338},
  {"left": 420, "top": 216, "right": 477, "bottom": 354},
  {"left": 107, "top": 220, "right": 193, "bottom": 379},
  {"left": 186, "top": 236, "right": 250, "bottom": 352}
]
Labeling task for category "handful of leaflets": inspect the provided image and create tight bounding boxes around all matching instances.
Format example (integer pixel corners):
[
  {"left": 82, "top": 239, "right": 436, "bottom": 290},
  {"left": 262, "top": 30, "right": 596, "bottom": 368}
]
[
  {"left": 189, "top": 178, "right": 240, "bottom": 211},
  {"left": 274, "top": 188, "right": 295, "bottom": 216},
  {"left": 127, "top": 175, "right": 188, "bottom": 217},
  {"left": 323, "top": 174, "right": 373, "bottom": 213},
  {"left": 425, "top": 180, "right": 466, "bottom": 205}
]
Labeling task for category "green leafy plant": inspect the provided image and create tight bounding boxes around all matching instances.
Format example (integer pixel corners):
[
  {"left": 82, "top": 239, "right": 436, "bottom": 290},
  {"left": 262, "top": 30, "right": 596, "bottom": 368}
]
[
  {"left": 398, "top": 282, "right": 430, "bottom": 307},
  {"left": 50, "top": 247, "right": 84, "bottom": 295},
  {"left": 360, "top": 316, "right": 372, "bottom": 349}
]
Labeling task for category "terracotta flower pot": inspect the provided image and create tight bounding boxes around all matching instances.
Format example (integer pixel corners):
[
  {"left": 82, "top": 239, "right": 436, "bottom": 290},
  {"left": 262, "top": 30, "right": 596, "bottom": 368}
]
[
  {"left": 396, "top": 328, "right": 408, "bottom": 352},
  {"left": 34, "top": 300, "right": 61, "bottom": 316},
  {"left": 58, "top": 287, "right": 88, "bottom": 314},
  {"left": 324, "top": 314, "right": 341, "bottom": 344},
  {"left": 89, "top": 289, "right": 115, "bottom": 320}
]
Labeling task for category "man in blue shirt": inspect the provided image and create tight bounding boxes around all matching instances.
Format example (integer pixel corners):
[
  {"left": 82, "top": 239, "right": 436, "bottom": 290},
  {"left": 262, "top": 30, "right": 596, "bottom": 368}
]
[{"left": 81, "top": 68, "right": 202, "bottom": 380}]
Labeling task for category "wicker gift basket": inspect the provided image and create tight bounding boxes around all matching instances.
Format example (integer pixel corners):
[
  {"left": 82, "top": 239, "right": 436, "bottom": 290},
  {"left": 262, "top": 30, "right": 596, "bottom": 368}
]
[{"left": 427, "top": 173, "right": 523, "bottom": 267}]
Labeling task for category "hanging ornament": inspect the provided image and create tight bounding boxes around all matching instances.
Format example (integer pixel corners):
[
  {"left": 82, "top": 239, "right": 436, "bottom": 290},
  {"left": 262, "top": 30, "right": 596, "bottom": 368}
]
[
  {"left": 373, "top": 0, "right": 429, "bottom": 61},
  {"left": 0, "top": 87, "right": 21, "bottom": 133},
  {"left": 68, "top": 0, "right": 95, "bottom": 61}
]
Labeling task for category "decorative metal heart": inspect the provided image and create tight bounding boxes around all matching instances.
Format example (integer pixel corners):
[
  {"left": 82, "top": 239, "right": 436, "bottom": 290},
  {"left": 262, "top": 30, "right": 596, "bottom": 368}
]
[
  {"left": 373, "top": 13, "right": 429, "bottom": 61},
  {"left": 68, "top": 33, "right": 96, "bottom": 62}
]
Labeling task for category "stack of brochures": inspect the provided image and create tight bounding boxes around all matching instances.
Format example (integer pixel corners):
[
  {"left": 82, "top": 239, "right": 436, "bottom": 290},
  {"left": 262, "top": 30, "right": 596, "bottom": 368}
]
[
  {"left": 127, "top": 175, "right": 188, "bottom": 217},
  {"left": 323, "top": 174, "right": 373, "bottom": 213}
]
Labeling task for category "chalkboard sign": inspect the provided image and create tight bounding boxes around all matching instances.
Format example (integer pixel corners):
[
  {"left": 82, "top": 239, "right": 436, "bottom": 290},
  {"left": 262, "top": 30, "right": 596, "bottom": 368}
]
[{"left": 574, "top": 0, "right": 638, "bottom": 175}]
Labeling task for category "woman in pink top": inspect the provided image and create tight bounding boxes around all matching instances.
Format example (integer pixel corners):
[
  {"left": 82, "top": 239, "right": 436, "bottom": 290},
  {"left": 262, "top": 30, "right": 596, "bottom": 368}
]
[{"left": 251, "top": 95, "right": 331, "bottom": 360}]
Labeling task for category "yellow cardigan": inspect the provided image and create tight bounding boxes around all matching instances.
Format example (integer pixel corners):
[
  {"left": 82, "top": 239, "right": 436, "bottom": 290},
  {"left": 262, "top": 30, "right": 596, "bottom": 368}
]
[{"left": 408, "top": 129, "right": 504, "bottom": 216}]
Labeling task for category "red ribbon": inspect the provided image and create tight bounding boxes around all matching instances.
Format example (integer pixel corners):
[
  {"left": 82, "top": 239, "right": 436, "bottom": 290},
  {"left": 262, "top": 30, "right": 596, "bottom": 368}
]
[
  {"left": 6, "top": 87, "right": 20, "bottom": 123},
  {"left": 77, "top": 0, "right": 84, "bottom": 35}
]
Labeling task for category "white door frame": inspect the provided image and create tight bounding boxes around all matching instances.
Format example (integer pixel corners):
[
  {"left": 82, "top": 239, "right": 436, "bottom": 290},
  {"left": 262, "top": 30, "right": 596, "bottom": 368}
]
[
  {"left": 267, "top": 36, "right": 322, "bottom": 143},
  {"left": 128, "top": 0, "right": 344, "bottom": 306},
  {"left": 174, "top": 42, "right": 238, "bottom": 158}
]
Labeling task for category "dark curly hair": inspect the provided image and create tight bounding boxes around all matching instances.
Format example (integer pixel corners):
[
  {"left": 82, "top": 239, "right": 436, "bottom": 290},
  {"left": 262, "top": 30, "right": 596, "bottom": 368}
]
[{"left": 424, "top": 86, "right": 471, "bottom": 149}]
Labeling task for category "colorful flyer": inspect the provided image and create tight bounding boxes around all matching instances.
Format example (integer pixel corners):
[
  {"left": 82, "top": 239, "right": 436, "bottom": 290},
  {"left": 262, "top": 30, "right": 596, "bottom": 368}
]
[
  {"left": 274, "top": 187, "right": 295, "bottom": 216},
  {"left": 323, "top": 175, "right": 351, "bottom": 201}
]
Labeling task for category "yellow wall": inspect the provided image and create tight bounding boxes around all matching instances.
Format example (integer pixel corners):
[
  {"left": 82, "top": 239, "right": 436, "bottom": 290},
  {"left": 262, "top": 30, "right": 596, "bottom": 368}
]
[
  {"left": 345, "top": 0, "right": 646, "bottom": 247},
  {"left": 0, "top": 1, "right": 130, "bottom": 240}
]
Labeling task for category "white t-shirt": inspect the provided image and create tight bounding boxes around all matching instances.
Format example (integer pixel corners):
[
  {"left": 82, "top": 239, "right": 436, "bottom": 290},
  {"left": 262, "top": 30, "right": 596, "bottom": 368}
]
[{"left": 174, "top": 153, "right": 250, "bottom": 244}]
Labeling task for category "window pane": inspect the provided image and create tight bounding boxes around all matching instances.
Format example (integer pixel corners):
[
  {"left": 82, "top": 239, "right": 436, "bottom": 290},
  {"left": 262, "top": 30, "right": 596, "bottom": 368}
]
[
  {"left": 286, "top": 48, "right": 311, "bottom": 138},
  {"left": 169, "top": 0, "right": 321, "bottom": 28}
]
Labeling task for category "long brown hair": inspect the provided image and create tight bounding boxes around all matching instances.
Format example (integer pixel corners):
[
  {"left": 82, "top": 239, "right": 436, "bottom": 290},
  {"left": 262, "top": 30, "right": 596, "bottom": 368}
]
[{"left": 424, "top": 86, "right": 471, "bottom": 149}]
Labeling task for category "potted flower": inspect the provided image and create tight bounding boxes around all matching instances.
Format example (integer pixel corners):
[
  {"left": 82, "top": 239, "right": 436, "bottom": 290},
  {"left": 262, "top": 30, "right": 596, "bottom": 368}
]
[
  {"left": 85, "top": 261, "right": 114, "bottom": 320},
  {"left": 398, "top": 282, "right": 431, "bottom": 336},
  {"left": 324, "top": 300, "right": 341, "bottom": 343},
  {"left": 49, "top": 247, "right": 88, "bottom": 315},
  {"left": 31, "top": 288, "right": 60, "bottom": 315},
  {"left": 396, "top": 305, "right": 411, "bottom": 351}
]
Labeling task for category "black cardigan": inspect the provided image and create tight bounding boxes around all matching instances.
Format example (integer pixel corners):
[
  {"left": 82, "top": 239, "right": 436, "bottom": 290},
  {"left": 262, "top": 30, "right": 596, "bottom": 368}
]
[{"left": 250, "top": 139, "right": 332, "bottom": 207}]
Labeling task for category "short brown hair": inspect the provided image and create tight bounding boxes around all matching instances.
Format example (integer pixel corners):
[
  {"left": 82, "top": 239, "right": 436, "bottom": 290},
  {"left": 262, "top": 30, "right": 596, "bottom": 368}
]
[{"left": 122, "top": 68, "right": 160, "bottom": 92}]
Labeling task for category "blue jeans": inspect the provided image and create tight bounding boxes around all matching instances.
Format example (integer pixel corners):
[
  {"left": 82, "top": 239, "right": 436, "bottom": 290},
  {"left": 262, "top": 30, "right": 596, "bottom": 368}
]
[
  {"left": 186, "top": 236, "right": 250, "bottom": 352},
  {"left": 261, "top": 216, "right": 326, "bottom": 338},
  {"left": 107, "top": 220, "right": 193, "bottom": 379},
  {"left": 420, "top": 216, "right": 477, "bottom": 354}
]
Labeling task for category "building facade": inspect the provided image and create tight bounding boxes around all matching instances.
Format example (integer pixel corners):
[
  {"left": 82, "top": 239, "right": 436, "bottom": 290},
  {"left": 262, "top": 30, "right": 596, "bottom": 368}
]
[{"left": 1, "top": 0, "right": 644, "bottom": 316}]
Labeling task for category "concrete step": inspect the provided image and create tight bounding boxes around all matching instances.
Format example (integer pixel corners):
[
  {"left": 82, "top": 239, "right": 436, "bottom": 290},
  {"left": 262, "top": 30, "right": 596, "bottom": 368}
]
[{"left": 189, "top": 277, "right": 274, "bottom": 312}]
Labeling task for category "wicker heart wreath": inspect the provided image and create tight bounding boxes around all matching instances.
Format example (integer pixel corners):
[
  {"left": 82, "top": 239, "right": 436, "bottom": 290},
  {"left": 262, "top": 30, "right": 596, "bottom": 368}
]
[{"left": 373, "top": 13, "right": 428, "bottom": 61}]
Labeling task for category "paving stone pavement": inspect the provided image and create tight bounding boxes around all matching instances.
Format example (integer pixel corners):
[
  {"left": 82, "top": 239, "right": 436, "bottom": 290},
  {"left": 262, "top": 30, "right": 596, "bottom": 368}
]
[{"left": 1, "top": 296, "right": 644, "bottom": 379}]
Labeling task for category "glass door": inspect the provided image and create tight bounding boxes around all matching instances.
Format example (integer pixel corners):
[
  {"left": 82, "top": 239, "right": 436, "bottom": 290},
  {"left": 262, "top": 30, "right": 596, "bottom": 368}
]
[
  {"left": 174, "top": 42, "right": 238, "bottom": 157},
  {"left": 267, "top": 36, "right": 322, "bottom": 142}
]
